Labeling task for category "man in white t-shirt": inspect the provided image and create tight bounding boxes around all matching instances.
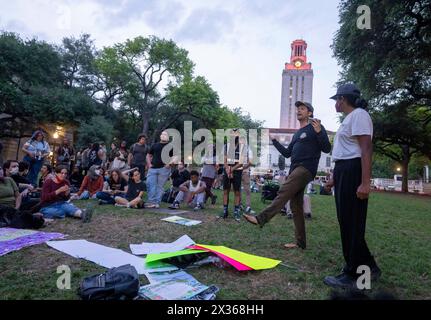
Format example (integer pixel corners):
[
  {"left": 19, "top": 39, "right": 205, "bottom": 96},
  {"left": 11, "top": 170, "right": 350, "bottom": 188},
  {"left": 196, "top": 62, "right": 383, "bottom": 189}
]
[
  {"left": 323, "top": 83, "right": 381, "bottom": 290},
  {"left": 169, "top": 170, "right": 206, "bottom": 211}
]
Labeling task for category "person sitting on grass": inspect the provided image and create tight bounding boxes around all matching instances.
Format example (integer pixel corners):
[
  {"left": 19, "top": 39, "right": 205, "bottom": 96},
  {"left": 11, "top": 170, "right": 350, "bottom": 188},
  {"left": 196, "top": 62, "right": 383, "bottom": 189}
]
[
  {"left": 73, "top": 165, "right": 104, "bottom": 200},
  {"left": 97, "top": 169, "right": 128, "bottom": 205},
  {"left": 69, "top": 165, "right": 84, "bottom": 193},
  {"left": 169, "top": 170, "right": 207, "bottom": 211},
  {"left": 0, "top": 166, "right": 22, "bottom": 210},
  {"left": 114, "top": 169, "right": 145, "bottom": 208},
  {"left": 39, "top": 165, "right": 92, "bottom": 222},
  {"left": 38, "top": 164, "right": 54, "bottom": 190},
  {"left": 3, "top": 160, "right": 39, "bottom": 211},
  {"left": 5, "top": 160, "right": 33, "bottom": 192}
]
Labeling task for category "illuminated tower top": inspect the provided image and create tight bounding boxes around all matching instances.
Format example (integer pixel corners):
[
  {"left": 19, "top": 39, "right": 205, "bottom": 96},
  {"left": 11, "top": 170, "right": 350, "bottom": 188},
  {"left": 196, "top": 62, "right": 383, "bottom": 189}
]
[{"left": 285, "top": 39, "right": 312, "bottom": 70}]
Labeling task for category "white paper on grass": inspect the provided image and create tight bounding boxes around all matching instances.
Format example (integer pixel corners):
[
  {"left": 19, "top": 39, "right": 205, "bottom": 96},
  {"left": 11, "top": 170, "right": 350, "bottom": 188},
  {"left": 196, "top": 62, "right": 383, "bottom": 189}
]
[
  {"left": 130, "top": 235, "right": 195, "bottom": 255},
  {"left": 161, "top": 215, "right": 202, "bottom": 226},
  {"left": 46, "top": 240, "right": 178, "bottom": 276},
  {"left": 47, "top": 240, "right": 149, "bottom": 275}
]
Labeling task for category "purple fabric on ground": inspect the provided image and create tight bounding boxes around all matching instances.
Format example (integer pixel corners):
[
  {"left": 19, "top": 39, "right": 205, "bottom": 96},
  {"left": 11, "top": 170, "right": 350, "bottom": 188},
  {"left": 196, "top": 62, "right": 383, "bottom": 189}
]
[{"left": 0, "top": 227, "right": 65, "bottom": 256}]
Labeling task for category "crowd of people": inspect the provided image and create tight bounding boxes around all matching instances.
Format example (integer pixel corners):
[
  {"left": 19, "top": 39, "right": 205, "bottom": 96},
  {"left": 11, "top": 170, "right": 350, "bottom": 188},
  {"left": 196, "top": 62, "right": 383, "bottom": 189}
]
[{"left": 0, "top": 83, "right": 380, "bottom": 290}]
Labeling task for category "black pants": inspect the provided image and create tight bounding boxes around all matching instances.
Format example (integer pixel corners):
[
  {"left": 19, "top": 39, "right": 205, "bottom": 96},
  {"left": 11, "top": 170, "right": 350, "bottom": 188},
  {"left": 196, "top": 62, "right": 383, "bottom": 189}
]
[{"left": 334, "top": 158, "right": 378, "bottom": 276}]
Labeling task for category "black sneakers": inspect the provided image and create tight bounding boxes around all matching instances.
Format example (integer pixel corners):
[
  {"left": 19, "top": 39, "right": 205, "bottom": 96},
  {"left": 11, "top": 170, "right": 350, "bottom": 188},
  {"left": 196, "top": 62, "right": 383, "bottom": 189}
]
[
  {"left": 81, "top": 206, "right": 94, "bottom": 223},
  {"left": 169, "top": 202, "right": 180, "bottom": 210},
  {"left": 234, "top": 210, "right": 241, "bottom": 222}
]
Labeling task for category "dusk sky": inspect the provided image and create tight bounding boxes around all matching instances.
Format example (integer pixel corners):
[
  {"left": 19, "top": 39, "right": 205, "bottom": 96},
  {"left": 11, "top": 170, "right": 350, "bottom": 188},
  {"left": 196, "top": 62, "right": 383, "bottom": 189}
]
[{"left": 0, "top": 0, "right": 343, "bottom": 131}]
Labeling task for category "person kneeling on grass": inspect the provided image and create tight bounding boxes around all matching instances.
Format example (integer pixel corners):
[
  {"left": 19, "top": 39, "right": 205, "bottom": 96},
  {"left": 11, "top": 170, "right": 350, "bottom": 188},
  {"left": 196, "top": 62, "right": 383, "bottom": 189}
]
[
  {"left": 169, "top": 170, "right": 206, "bottom": 211},
  {"left": 115, "top": 169, "right": 145, "bottom": 208},
  {"left": 73, "top": 165, "right": 104, "bottom": 200},
  {"left": 39, "top": 165, "right": 92, "bottom": 222},
  {"left": 96, "top": 169, "right": 128, "bottom": 205}
]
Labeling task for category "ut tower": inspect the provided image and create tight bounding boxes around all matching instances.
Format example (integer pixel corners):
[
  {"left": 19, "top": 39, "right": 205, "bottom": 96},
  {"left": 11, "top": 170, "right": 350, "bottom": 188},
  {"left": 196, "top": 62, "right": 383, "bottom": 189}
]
[{"left": 279, "top": 39, "right": 313, "bottom": 129}]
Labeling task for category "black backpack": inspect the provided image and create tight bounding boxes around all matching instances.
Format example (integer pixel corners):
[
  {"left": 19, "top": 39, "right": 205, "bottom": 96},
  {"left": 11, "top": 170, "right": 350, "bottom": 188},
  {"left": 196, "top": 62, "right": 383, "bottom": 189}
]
[{"left": 78, "top": 264, "right": 140, "bottom": 300}]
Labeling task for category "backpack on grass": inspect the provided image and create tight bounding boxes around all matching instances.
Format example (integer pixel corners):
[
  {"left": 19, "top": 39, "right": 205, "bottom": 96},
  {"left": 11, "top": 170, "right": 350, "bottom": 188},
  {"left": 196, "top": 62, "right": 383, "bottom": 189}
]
[{"left": 78, "top": 264, "right": 140, "bottom": 300}]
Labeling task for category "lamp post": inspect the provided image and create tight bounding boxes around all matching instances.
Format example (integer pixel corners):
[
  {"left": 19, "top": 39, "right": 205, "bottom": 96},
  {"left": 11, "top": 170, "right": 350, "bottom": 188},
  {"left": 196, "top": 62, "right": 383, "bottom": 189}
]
[{"left": 52, "top": 131, "right": 59, "bottom": 166}]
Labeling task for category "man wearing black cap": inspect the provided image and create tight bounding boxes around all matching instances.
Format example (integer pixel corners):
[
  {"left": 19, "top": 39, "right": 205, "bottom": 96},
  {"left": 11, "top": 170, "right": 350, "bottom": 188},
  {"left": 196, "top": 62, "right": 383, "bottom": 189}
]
[
  {"left": 244, "top": 102, "right": 331, "bottom": 250},
  {"left": 323, "top": 83, "right": 381, "bottom": 289}
]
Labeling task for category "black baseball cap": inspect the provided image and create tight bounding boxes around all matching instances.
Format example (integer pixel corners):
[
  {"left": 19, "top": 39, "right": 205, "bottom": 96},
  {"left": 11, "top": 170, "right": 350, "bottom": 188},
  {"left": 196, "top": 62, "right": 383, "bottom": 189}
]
[
  {"left": 330, "top": 83, "right": 361, "bottom": 100},
  {"left": 295, "top": 101, "right": 314, "bottom": 114}
]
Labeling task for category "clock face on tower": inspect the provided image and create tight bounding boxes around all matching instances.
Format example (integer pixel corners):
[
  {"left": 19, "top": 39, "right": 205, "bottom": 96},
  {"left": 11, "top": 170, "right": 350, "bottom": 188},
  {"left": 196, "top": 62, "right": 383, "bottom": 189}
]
[{"left": 294, "top": 60, "right": 302, "bottom": 68}]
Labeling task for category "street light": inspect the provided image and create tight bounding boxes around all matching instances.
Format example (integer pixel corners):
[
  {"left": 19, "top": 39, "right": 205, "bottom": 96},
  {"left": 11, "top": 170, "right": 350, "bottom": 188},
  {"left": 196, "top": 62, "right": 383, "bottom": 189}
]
[
  {"left": 53, "top": 132, "right": 59, "bottom": 139},
  {"left": 396, "top": 167, "right": 401, "bottom": 172}
]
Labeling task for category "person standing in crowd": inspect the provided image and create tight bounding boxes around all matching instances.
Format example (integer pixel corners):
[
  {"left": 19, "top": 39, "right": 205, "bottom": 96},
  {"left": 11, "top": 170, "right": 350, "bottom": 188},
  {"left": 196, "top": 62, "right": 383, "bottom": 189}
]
[
  {"left": 129, "top": 134, "right": 149, "bottom": 177},
  {"left": 74, "top": 165, "right": 104, "bottom": 200},
  {"left": 88, "top": 143, "right": 103, "bottom": 168},
  {"left": 81, "top": 144, "right": 92, "bottom": 176},
  {"left": 22, "top": 130, "right": 51, "bottom": 186},
  {"left": 219, "top": 129, "right": 244, "bottom": 222},
  {"left": 145, "top": 131, "right": 173, "bottom": 209},
  {"left": 115, "top": 169, "right": 145, "bottom": 209},
  {"left": 99, "top": 143, "right": 107, "bottom": 169},
  {"left": 108, "top": 142, "right": 118, "bottom": 169},
  {"left": 243, "top": 102, "right": 331, "bottom": 250},
  {"left": 75, "top": 147, "right": 83, "bottom": 173},
  {"left": 39, "top": 165, "right": 91, "bottom": 221},
  {"left": 56, "top": 138, "right": 75, "bottom": 171},
  {"left": 200, "top": 144, "right": 218, "bottom": 205},
  {"left": 239, "top": 136, "right": 254, "bottom": 214},
  {"left": 169, "top": 170, "right": 207, "bottom": 211},
  {"left": 111, "top": 140, "right": 129, "bottom": 170},
  {"left": 97, "top": 169, "right": 128, "bottom": 205},
  {"left": 323, "top": 83, "right": 381, "bottom": 289}
]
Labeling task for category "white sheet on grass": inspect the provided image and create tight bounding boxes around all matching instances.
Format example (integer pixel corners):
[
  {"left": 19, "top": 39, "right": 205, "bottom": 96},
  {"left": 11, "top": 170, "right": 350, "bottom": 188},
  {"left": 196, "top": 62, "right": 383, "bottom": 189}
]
[
  {"left": 130, "top": 235, "right": 195, "bottom": 255},
  {"left": 47, "top": 240, "right": 150, "bottom": 275}
]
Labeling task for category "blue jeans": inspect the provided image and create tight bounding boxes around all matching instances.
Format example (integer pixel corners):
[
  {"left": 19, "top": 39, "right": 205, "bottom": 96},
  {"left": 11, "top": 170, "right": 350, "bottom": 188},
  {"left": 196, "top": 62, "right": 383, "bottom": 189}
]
[
  {"left": 79, "top": 190, "right": 98, "bottom": 200},
  {"left": 40, "top": 201, "right": 80, "bottom": 219},
  {"left": 96, "top": 191, "right": 125, "bottom": 204},
  {"left": 24, "top": 156, "right": 44, "bottom": 186},
  {"left": 146, "top": 167, "right": 171, "bottom": 204}
]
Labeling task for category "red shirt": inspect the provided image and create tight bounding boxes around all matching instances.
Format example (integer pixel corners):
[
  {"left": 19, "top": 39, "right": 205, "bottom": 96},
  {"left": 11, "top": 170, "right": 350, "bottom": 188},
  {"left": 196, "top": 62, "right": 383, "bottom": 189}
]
[
  {"left": 78, "top": 176, "right": 104, "bottom": 196},
  {"left": 41, "top": 178, "right": 70, "bottom": 207}
]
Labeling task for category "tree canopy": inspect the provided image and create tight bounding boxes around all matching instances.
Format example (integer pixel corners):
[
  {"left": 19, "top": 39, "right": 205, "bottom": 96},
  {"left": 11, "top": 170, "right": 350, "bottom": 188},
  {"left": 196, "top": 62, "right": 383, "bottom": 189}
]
[
  {"left": 332, "top": 0, "right": 431, "bottom": 191},
  {"left": 0, "top": 32, "right": 263, "bottom": 149}
]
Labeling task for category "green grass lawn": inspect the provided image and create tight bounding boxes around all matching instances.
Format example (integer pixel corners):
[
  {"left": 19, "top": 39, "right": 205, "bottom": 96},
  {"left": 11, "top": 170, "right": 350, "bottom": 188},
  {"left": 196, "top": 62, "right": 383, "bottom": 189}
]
[{"left": 0, "top": 190, "right": 430, "bottom": 300}]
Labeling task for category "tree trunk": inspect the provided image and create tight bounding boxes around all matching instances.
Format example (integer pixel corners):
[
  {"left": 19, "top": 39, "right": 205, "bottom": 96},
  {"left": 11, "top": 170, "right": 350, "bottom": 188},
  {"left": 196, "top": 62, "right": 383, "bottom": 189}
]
[
  {"left": 142, "top": 113, "right": 149, "bottom": 136},
  {"left": 401, "top": 145, "right": 410, "bottom": 193}
]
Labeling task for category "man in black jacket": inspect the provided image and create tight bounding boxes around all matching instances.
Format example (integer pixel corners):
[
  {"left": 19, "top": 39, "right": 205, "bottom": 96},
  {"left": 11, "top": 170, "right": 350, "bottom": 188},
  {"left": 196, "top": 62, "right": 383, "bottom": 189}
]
[{"left": 244, "top": 101, "right": 331, "bottom": 250}]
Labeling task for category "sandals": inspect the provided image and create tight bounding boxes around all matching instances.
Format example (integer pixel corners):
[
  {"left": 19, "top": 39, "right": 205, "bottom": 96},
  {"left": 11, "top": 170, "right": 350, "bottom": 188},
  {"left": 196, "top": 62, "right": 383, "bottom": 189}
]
[
  {"left": 243, "top": 214, "right": 259, "bottom": 226},
  {"left": 284, "top": 243, "right": 299, "bottom": 249}
]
